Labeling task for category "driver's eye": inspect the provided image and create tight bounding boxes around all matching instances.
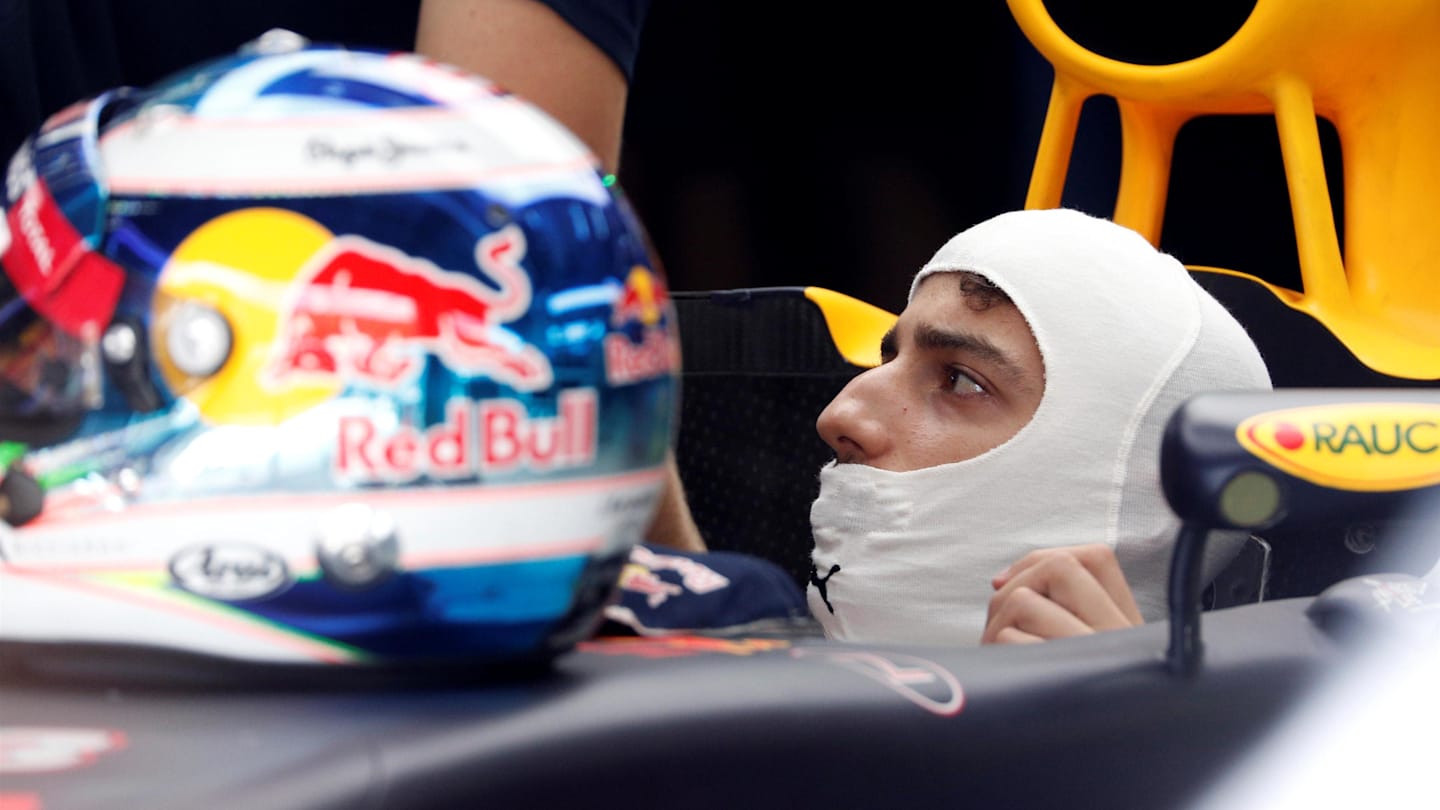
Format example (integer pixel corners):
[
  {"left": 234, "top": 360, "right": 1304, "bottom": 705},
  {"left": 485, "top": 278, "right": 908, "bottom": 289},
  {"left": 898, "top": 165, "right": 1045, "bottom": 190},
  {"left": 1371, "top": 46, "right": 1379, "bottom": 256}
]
[{"left": 947, "top": 367, "right": 985, "bottom": 395}]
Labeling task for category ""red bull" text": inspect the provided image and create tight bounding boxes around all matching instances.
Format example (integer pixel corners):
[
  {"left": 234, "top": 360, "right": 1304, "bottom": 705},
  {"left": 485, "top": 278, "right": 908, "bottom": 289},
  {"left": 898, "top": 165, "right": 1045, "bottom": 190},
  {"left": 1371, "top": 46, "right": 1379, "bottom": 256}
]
[
  {"left": 336, "top": 388, "right": 596, "bottom": 481},
  {"left": 603, "top": 329, "right": 677, "bottom": 386}
]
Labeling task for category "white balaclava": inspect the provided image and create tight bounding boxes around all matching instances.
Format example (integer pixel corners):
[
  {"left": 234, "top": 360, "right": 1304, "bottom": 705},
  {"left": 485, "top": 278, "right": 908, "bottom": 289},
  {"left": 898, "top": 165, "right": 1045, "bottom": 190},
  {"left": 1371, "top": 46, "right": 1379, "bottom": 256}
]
[{"left": 808, "top": 208, "right": 1272, "bottom": 645}]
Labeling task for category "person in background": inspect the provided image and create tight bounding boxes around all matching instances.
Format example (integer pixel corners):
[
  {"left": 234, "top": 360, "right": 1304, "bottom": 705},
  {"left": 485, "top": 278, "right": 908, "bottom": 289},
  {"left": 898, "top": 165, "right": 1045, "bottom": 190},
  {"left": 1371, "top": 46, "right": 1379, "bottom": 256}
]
[{"left": 415, "top": 1, "right": 713, "bottom": 558}]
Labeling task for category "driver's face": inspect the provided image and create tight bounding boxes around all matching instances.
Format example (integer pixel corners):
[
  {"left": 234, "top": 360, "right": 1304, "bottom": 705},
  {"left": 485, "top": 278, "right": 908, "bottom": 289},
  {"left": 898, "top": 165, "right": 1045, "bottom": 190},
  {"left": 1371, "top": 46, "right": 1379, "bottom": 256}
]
[{"left": 816, "top": 275, "right": 1044, "bottom": 472}]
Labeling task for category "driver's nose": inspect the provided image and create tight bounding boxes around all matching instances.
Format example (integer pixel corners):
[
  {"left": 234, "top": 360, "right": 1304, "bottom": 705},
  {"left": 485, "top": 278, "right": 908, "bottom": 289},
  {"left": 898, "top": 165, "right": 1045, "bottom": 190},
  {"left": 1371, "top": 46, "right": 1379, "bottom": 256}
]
[{"left": 816, "top": 365, "right": 893, "bottom": 466}]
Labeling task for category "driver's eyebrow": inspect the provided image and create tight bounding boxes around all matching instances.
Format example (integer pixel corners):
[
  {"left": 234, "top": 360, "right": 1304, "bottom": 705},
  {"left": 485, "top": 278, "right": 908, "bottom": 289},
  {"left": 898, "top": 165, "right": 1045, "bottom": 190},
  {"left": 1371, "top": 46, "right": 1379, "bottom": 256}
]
[
  {"left": 887, "top": 321, "right": 1033, "bottom": 387},
  {"left": 879, "top": 325, "right": 899, "bottom": 361}
]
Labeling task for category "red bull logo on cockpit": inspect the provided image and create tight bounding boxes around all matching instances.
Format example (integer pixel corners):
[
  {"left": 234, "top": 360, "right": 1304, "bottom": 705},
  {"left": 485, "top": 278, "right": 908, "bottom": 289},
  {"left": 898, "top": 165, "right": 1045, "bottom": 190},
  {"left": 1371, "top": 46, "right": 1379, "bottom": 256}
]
[{"left": 269, "top": 224, "right": 552, "bottom": 391}]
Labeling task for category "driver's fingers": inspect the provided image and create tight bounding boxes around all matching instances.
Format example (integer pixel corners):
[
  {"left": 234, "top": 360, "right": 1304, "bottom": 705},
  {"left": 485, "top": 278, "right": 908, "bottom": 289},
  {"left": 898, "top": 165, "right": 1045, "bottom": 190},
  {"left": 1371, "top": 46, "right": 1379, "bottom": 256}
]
[
  {"left": 986, "top": 552, "right": 1138, "bottom": 641},
  {"left": 991, "top": 625, "right": 1045, "bottom": 645},
  {"left": 993, "top": 544, "right": 1143, "bottom": 625},
  {"left": 982, "top": 584, "right": 1094, "bottom": 644}
]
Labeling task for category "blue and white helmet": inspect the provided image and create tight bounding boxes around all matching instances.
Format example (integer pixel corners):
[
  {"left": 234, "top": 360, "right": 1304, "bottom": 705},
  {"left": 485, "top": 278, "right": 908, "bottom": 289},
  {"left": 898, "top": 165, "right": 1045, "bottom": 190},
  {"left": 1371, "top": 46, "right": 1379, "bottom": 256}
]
[{"left": 0, "top": 31, "right": 680, "bottom": 671}]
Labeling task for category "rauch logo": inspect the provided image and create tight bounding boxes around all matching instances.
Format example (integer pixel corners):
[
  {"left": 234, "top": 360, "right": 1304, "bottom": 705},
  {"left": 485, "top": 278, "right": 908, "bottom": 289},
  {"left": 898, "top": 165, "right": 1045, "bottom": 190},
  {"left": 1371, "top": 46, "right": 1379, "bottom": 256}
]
[{"left": 1236, "top": 403, "right": 1440, "bottom": 492}]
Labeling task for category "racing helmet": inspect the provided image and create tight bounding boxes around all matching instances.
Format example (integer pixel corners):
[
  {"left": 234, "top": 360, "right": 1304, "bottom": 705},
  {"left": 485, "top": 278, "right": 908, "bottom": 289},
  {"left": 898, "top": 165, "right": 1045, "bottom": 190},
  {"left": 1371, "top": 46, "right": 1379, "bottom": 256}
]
[{"left": 0, "top": 31, "right": 680, "bottom": 671}]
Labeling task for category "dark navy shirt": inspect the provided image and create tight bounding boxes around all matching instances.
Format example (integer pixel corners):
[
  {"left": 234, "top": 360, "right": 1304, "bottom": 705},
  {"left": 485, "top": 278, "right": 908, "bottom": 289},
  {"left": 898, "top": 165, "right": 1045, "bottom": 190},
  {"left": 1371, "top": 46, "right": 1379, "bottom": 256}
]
[{"left": 601, "top": 543, "right": 817, "bottom": 637}]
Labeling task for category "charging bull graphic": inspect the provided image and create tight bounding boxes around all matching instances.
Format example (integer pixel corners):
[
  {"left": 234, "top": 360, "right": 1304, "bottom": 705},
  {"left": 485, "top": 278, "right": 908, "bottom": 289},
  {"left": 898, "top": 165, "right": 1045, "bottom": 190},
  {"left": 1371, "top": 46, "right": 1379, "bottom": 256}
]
[{"left": 270, "top": 224, "right": 553, "bottom": 391}]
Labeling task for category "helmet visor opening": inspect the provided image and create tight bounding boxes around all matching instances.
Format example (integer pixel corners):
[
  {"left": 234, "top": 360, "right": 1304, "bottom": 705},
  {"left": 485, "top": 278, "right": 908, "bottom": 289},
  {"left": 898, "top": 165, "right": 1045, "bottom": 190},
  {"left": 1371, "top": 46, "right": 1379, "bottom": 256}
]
[{"left": 0, "top": 275, "right": 102, "bottom": 444}]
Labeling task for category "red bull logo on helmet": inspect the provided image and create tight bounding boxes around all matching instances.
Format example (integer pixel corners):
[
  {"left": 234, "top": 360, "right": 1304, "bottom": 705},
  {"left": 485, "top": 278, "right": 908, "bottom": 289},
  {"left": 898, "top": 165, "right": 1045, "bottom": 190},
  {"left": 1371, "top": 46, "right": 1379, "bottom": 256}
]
[
  {"left": 604, "top": 265, "right": 679, "bottom": 386},
  {"left": 610, "top": 265, "right": 669, "bottom": 329},
  {"left": 270, "top": 224, "right": 552, "bottom": 391}
]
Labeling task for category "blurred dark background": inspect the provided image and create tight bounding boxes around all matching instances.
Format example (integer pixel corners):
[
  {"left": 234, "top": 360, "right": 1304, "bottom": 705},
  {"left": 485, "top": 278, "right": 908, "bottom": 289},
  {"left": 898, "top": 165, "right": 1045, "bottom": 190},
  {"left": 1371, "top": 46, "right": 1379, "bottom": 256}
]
[
  {"left": 3, "top": 0, "right": 1316, "bottom": 315},
  {"left": 619, "top": 3, "right": 1043, "bottom": 313},
  {"left": 618, "top": 0, "right": 1312, "bottom": 314}
]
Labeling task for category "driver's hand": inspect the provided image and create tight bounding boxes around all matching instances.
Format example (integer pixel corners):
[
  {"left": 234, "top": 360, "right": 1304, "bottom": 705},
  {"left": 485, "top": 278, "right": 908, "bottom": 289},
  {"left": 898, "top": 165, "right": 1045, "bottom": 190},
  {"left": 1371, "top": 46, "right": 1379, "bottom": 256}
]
[{"left": 981, "top": 544, "right": 1143, "bottom": 644}]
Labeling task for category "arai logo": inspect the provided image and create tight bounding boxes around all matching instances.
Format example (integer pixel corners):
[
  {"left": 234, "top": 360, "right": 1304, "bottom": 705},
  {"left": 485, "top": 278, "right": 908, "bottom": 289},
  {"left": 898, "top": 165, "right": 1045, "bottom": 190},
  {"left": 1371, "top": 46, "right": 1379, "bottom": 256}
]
[{"left": 169, "top": 544, "right": 292, "bottom": 601}]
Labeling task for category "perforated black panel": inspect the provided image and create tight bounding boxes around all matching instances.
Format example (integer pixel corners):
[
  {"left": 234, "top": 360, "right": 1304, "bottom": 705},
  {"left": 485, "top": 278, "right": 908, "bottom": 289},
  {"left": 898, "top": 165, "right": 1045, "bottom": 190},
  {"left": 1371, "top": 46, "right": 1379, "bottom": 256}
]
[
  {"left": 672, "top": 290, "right": 866, "bottom": 590},
  {"left": 1190, "top": 271, "right": 1426, "bottom": 389}
]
